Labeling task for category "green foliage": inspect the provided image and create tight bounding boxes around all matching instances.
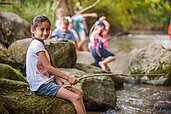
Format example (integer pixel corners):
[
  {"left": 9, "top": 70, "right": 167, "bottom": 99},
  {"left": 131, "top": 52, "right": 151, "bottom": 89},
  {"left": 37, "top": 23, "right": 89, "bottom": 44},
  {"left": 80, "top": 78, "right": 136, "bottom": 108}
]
[
  {"left": 0, "top": 0, "right": 170, "bottom": 31},
  {"left": 81, "top": 0, "right": 171, "bottom": 30},
  {"left": 0, "top": 0, "right": 55, "bottom": 25}
]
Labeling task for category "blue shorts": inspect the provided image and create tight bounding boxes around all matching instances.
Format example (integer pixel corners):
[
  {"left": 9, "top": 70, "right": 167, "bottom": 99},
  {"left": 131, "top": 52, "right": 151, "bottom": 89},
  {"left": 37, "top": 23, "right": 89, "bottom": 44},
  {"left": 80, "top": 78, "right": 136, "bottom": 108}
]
[
  {"left": 35, "top": 81, "right": 61, "bottom": 97},
  {"left": 91, "top": 48, "right": 115, "bottom": 67}
]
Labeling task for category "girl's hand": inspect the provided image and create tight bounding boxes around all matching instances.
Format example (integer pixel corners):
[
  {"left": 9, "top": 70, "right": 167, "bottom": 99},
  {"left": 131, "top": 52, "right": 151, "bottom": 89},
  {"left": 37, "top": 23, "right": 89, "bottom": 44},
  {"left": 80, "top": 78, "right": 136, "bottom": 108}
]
[
  {"left": 55, "top": 76, "right": 63, "bottom": 86},
  {"left": 62, "top": 83, "right": 72, "bottom": 90},
  {"left": 67, "top": 76, "right": 79, "bottom": 85}
]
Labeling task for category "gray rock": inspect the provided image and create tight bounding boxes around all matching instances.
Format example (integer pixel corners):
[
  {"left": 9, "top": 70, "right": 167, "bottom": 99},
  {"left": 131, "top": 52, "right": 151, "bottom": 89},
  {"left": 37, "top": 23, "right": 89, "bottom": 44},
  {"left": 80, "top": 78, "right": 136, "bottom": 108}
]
[
  {"left": 45, "top": 38, "right": 77, "bottom": 68},
  {"left": 0, "top": 12, "right": 31, "bottom": 47},
  {"left": 60, "top": 64, "right": 117, "bottom": 111},
  {"left": 128, "top": 42, "right": 171, "bottom": 85},
  {"left": 7, "top": 38, "right": 77, "bottom": 68}
]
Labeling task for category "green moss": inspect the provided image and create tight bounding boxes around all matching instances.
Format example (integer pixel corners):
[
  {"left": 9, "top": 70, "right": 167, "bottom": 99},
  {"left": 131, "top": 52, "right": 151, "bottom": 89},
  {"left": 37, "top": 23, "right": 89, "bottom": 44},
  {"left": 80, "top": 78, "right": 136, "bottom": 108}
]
[
  {"left": 0, "top": 78, "right": 28, "bottom": 90},
  {"left": 129, "top": 67, "right": 145, "bottom": 75},
  {"left": 0, "top": 78, "right": 75, "bottom": 114},
  {"left": 0, "top": 50, "right": 10, "bottom": 64},
  {"left": 129, "top": 61, "right": 171, "bottom": 80},
  {"left": 1, "top": 90, "right": 75, "bottom": 114},
  {"left": 148, "top": 62, "right": 171, "bottom": 80},
  {"left": 0, "top": 51, "right": 6, "bottom": 61},
  {"left": 0, "top": 102, "right": 9, "bottom": 114},
  {"left": 68, "top": 41, "right": 75, "bottom": 51},
  {"left": 0, "top": 63, "right": 26, "bottom": 82}
]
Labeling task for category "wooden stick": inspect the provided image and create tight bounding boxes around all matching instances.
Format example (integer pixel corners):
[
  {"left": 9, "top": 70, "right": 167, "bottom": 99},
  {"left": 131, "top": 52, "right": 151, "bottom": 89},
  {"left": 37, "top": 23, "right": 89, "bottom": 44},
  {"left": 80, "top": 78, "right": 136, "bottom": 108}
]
[
  {"left": 75, "top": 0, "right": 101, "bottom": 15},
  {"left": 52, "top": 0, "right": 62, "bottom": 25},
  {"left": 78, "top": 73, "right": 164, "bottom": 81}
]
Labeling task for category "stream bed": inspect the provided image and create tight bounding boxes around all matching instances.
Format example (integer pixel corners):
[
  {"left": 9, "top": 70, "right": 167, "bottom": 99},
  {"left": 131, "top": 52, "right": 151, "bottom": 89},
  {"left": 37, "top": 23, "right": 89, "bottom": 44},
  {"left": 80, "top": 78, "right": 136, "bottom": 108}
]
[{"left": 87, "top": 34, "right": 171, "bottom": 114}]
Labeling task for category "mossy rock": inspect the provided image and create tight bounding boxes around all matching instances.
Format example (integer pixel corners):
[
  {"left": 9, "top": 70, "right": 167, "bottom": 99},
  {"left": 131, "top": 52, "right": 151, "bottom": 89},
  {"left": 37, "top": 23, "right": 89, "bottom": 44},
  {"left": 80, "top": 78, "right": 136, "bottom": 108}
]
[
  {"left": 0, "top": 50, "right": 21, "bottom": 69},
  {"left": 7, "top": 38, "right": 31, "bottom": 65},
  {"left": 59, "top": 66, "right": 117, "bottom": 111},
  {"left": 45, "top": 39, "right": 77, "bottom": 68},
  {"left": 0, "top": 63, "right": 26, "bottom": 82},
  {"left": 0, "top": 78, "right": 75, "bottom": 114},
  {"left": 8, "top": 38, "right": 77, "bottom": 68},
  {"left": 0, "top": 101, "right": 9, "bottom": 114}
]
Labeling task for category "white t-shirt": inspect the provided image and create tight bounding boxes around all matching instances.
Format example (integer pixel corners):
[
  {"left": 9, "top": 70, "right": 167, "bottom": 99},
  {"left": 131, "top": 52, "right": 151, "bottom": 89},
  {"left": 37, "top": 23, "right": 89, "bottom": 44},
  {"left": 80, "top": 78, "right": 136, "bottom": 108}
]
[
  {"left": 26, "top": 39, "right": 54, "bottom": 91},
  {"left": 55, "top": 20, "right": 61, "bottom": 30}
]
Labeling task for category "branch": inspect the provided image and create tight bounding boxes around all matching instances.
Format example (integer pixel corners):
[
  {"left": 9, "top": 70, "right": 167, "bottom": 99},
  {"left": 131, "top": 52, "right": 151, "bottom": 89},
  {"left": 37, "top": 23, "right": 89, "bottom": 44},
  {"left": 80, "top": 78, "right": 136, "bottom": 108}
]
[
  {"left": 78, "top": 73, "right": 164, "bottom": 81},
  {"left": 52, "top": 0, "right": 62, "bottom": 24},
  {"left": 168, "top": 0, "right": 171, "bottom": 8},
  {"left": 77, "top": 0, "right": 101, "bottom": 14}
]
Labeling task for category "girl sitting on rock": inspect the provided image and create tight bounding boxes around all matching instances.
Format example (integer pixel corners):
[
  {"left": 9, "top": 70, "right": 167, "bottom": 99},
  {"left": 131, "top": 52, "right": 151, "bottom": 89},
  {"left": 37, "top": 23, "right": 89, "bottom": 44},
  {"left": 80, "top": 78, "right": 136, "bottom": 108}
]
[{"left": 26, "top": 15, "right": 86, "bottom": 114}]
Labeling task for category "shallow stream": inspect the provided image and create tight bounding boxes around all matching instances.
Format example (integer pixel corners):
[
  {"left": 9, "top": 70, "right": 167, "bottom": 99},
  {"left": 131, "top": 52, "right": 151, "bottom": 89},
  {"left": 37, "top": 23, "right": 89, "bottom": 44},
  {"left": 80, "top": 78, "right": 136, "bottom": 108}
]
[{"left": 88, "top": 34, "right": 171, "bottom": 114}]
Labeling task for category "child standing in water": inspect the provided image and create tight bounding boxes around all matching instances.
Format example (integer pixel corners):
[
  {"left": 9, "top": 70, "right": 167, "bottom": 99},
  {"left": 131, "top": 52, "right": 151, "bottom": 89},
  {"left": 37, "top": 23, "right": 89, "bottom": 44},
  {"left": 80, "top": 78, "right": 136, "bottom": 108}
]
[
  {"left": 26, "top": 15, "right": 86, "bottom": 114},
  {"left": 72, "top": 6, "right": 98, "bottom": 51},
  {"left": 89, "top": 20, "right": 116, "bottom": 71}
]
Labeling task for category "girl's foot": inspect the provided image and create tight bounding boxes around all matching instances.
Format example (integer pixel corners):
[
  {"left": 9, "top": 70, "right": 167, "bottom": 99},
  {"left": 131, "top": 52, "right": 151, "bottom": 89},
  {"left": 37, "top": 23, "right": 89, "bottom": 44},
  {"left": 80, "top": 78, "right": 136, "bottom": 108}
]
[{"left": 99, "top": 61, "right": 106, "bottom": 71}]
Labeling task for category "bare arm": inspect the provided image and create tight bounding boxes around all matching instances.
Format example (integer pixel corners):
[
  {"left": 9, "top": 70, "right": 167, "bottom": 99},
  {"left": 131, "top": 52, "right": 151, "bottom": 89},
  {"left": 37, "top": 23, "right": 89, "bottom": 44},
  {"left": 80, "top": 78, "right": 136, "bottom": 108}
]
[
  {"left": 38, "top": 51, "right": 79, "bottom": 85},
  {"left": 99, "top": 16, "right": 110, "bottom": 33},
  {"left": 102, "top": 20, "right": 110, "bottom": 33},
  {"left": 94, "top": 33, "right": 106, "bottom": 43},
  {"left": 81, "top": 13, "right": 98, "bottom": 18}
]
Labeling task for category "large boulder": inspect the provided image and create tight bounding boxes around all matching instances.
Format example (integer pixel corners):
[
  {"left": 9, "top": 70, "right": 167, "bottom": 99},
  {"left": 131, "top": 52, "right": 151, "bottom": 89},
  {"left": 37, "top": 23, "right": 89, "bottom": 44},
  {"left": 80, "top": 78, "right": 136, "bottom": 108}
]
[
  {"left": 7, "top": 38, "right": 77, "bottom": 68},
  {"left": 0, "top": 63, "right": 75, "bottom": 114},
  {"left": 0, "top": 78, "right": 75, "bottom": 114},
  {"left": 0, "top": 12, "right": 31, "bottom": 47},
  {"left": 127, "top": 42, "right": 171, "bottom": 85},
  {"left": 45, "top": 38, "right": 77, "bottom": 68},
  {"left": 0, "top": 62, "right": 118, "bottom": 113},
  {"left": 60, "top": 63, "right": 117, "bottom": 111}
]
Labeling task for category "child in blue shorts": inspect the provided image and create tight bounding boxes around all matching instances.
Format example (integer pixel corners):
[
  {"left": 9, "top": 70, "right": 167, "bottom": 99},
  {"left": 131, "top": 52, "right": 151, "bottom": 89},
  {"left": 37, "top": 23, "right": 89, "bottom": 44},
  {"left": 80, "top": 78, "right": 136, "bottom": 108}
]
[{"left": 89, "top": 20, "right": 116, "bottom": 71}]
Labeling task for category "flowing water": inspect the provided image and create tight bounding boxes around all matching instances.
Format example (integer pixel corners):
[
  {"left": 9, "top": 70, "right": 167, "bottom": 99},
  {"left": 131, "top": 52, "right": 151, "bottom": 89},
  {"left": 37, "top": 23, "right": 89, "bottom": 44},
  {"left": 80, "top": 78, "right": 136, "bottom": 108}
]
[{"left": 87, "top": 34, "right": 171, "bottom": 114}]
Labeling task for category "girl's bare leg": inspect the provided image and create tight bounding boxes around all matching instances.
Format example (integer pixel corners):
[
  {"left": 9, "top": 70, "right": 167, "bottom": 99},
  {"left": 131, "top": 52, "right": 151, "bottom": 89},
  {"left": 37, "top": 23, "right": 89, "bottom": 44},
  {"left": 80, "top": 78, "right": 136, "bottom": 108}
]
[
  {"left": 70, "top": 87, "right": 86, "bottom": 113},
  {"left": 56, "top": 87, "right": 86, "bottom": 114},
  {"left": 78, "top": 37, "right": 88, "bottom": 51},
  {"left": 99, "top": 56, "right": 116, "bottom": 70}
]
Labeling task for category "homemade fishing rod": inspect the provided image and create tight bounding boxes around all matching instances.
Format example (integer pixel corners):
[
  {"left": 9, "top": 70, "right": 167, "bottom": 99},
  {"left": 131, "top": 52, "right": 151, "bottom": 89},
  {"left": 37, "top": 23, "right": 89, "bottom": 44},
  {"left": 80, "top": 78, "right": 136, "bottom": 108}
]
[{"left": 78, "top": 73, "right": 164, "bottom": 81}]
